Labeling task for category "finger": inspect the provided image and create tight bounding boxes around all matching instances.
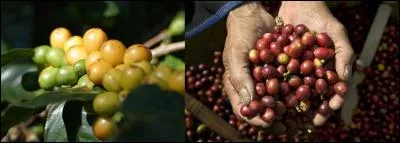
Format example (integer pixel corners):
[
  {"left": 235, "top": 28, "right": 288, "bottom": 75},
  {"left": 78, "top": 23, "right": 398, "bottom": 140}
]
[
  {"left": 329, "top": 94, "right": 345, "bottom": 110},
  {"left": 328, "top": 22, "right": 355, "bottom": 81},
  {"left": 223, "top": 73, "right": 271, "bottom": 128}
]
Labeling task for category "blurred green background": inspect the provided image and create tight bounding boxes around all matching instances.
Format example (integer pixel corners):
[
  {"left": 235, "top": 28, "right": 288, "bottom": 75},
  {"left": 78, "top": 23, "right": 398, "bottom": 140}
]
[{"left": 1, "top": 1, "right": 184, "bottom": 53}]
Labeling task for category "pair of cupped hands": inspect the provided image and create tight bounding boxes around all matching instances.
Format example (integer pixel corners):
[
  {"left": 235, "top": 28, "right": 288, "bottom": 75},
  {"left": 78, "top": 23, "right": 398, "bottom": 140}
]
[{"left": 223, "top": 1, "right": 355, "bottom": 129}]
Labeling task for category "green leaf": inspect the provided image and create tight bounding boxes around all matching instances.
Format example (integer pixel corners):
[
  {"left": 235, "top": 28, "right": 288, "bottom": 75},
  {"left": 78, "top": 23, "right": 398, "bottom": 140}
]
[
  {"left": 1, "top": 48, "right": 34, "bottom": 67},
  {"left": 1, "top": 61, "right": 37, "bottom": 103},
  {"left": 44, "top": 102, "right": 67, "bottom": 142},
  {"left": 13, "top": 89, "right": 99, "bottom": 109},
  {"left": 1, "top": 40, "right": 12, "bottom": 55},
  {"left": 159, "top": 55, "right": 185, "bottom": 71},
  {"left": 44, "top": 101, "right": 100, "bottom": 142},
  {"left": 103, "top": 1, "right": 119, "bottom": 18},
  {"left": 114, "top": 85, "right": 184, "bottom": 141}
]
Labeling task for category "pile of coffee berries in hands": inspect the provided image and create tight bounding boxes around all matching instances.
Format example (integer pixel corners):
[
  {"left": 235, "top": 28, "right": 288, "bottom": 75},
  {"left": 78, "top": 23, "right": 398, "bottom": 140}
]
[
  {"left": 32, "top": 27, "right": 184, "bottom": 140},
  {"left": 246, "top": 23, "right": 348, "bottom": 127}
]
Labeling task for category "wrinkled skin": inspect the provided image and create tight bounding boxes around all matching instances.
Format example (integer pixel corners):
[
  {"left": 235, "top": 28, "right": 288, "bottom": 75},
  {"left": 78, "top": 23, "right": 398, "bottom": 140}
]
[{"left": 223, "top": 1, "right": 355, "bottom": 128}]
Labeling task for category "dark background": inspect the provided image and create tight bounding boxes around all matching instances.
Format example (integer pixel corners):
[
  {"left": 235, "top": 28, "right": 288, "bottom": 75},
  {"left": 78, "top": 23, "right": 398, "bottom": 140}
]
[{"left": 1, "top": 1, "right": 184, "bottom": 52}]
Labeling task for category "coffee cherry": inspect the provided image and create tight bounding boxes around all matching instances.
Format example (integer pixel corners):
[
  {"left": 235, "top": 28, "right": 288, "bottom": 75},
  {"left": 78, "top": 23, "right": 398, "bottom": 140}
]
[
  {"left": 120, "top": 66, "right": 145, "bottom": 90},
  {"left": 124, "top": 44, "right": 152, "bottom": 64},
  {"left": 287, "top": 59, "right": 300, "bottom": 73},
  {"left": 142, "top": 72, "right": 169, "bottom": 90},
  {"left": 266, "top": 78, "right": 280, "bottom": 95},
  {"left": 288, "top": 75, "right": 302, "bottom": 88},
  {"left": 103, "top": 68, "right": 123, "bottom": 92},
  {"left": 33, "top": 45, "right": 51, "bottom": 66},
  {"left": 261, "top": 96, "right": 276, "bottom": 108},
  {"left": 314, "top": 47, "right": 334, "bottom": 60},
  {"left": 101, "top": 40, "right": 126, "bottom": 67},
  {"left": 314, "top": 67, "right": 326, "bottom": 78},
  {"left": 318, "top": 101, "right": 332, "bottom": 116},
  {"left": 274, "top": 101, "right": 286, "bottom": 115},
  {"left": 277, "top": 53, "right": 290, "bottom": 65},
  {"left": 300, "top": 60, "right": 314, "bottom": 75},
  {"left": 66, "top": 45, "right": 88, "bottom": 65},
  {"left": 93, "top": 92, "right": 120, "bottom": 115},
  {"left": 261, "top": 108, "right": 275, "bottom": 122},
  {"left": 277, "top": 65, "right": 286, "bottom": 76},
  {"left": 168, "top": 70, "right": 185, "bottom": 94},
  {"left": 333, "top": 81, "right": 348, "bottom": 95},
  {"left": 303, "top": 76, "right": 316, "bottom": 87},
  {"left": 282, "top": 24, "right": 294, "bottom": 36},
  {"left": 256, "top": 38, "right": 269, "bottom": 50},
  {"left": 262, "top": 65, "right": 279, "bottom": 79},
  {"left": 50, "top": 27, "right": 71, "bottom": 49},
  {"left": 63, "top": 36, "right": 83, "bottom": 52},
  {"left": 316, "top": 33, "right": 332, "bottom": 47},
  {"left": 256, "top": 82, "right": 266, "bottom": 96},
  {"left": 240, "top": 105, "right": 256, "bottom": 118},
  {"left": 115, "top": 64, "right": 130, "bottom": 72},
  {"left": 56, "top": 66, "right": 78, "bottom": 86},
  {"left": 280, "top": 82, "right": 290, "bottom": 95},
  {"left": 294, "top": 24, "right": 309, "bottom": 36},
  {"left": 46, "top": 47, "right": 67, "bottom": 67},
  {"left": 76, "top": 74, "right": 94, "bottom": 90},
  {"left": 249, "top": 49, "right": 261, "bottom": 64},
  {"left": 296, "top": 85, "right": 310, "bottom": 101},
  {"left": 85, "top": 51, "right": 102, "bottom": 71},
  {"left": 260, "top": 49, "right": 275, "bottom": 63},
  {"left": 315, "top": 78, "right": 328, "bottom": 95},
  {"left": 301, "top": 50, "right": 314, "bottom": 61},
  {"left": 83, "top": 28, "right": 108, "bottom": 54},
  {"left": 301, "top": 32, "right": 316, "bottom": 47},
  {"left": 253, "top": 66, "right": 263, "bottom": 81},
  {"left": 249, "top": 100, "right": 264, "bottom": 114},
  {"left": 153, "top": 64, "right": 174, "bottom": 82},
  {"left": 38, "top": 67, "right": 59, "bottom": 90},
  {"left": 73, "top": 59, "right": 86, "bottom": 77},
  {"left": 287, "top": 39, "right": 303, "bottom": 58},
  {"left": 93, "top": 117, "right": 116, "bottom": 140},
  {"left": 88, "top": 61, "right": 113, "bottom": 85},
  {"left": 326, "top": 70, "right": 339, "bottom": 85}
]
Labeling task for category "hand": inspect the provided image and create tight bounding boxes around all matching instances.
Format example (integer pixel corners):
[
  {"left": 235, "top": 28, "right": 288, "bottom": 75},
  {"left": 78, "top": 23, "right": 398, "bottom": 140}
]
[
  {"left": 222, "top": 1, "right": 275, "bottom": 128},
  {"left": 278, "top": 1, "right": 355, "bottom": 126}
]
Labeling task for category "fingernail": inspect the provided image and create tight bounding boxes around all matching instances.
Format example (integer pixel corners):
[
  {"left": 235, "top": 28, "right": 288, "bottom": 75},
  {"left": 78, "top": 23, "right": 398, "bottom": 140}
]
[
  {"left": 239, "top": 88, "right": 251, "bottom": 104},
  {"left": 313, "top": 113, "right": 327, "bottom": 127},
  {"left": 329, "top": 94, "right": 344, "bottom": 110},
  {"left": 344, "top": 64, "right": 352, "bottom": 81}
]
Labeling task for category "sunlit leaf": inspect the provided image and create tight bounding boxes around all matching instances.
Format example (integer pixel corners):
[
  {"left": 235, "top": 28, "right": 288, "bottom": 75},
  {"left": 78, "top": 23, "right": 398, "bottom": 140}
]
[
  {"left": 103, "top": 1, "right": 119, "bottom": 18},
  {"left": 159, "top": 55, "right": 185, "bottom": 71}
]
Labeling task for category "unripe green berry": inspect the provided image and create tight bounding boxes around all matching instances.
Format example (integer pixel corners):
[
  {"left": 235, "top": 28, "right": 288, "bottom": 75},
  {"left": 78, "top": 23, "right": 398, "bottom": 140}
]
[{"left": 38, "top": 67, "right": 59, "bottom": 90}]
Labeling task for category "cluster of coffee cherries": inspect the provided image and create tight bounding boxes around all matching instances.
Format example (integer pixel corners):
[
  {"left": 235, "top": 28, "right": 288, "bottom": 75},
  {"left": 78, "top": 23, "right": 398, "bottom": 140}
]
[
  {"left": 243, "top": 22, "right": 348, "bottom": 129},
  {"left": 32, "top": 27, "right": 184, "bottom": 140}
]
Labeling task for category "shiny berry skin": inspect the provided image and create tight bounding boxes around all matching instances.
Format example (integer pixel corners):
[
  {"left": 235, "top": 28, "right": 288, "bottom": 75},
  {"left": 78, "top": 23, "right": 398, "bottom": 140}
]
[
  {"left": 259, "top": 49, "right": 275, "bottom": 63},
  {"left": 83, "top": 28, "right": 108, "bottom": 54},
  {"left": 123, "top": 44, "right": 152, "bottom": 64},
  {"left": 316, "top": 32, "right": 332, "bottom": 47},
  {"left": 266, "top": 78, "right": 280, "bottom": 96},
  {"left": 300, "top": 60, "right": 314, "bottom": 75}
]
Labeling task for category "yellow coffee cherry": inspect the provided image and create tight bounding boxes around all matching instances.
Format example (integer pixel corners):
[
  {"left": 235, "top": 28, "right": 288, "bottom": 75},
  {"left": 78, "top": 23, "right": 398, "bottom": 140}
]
[
  {"left": 66, "top": 45, "right": 88, "bottom": 65},
  {"left": 92, "top": 117, "right": 116, "bottom": 140},
  {"left": 103, "top": 68, "right": 123, "bottom": 92},
  {"left": 123, "top": 44, "right": 152, "bottom": 64},
  {"left": 154, "top": 64, "right": 174, "bottom": 81},
  {"left": 130, "top": 60, "right": 154, "bottom": 75},
  {"left": 50, "top": 27, "right": 71, "bottom": 49},
  {"left": 115, "top": 64, "right": 129, "bottom": 71},
  {"left": 88, "top": 61, "right": 113, "bottom": 85},
  {"left": 101, "top": 40, "right": 126, "bottom": 67},
  {"left": 120, "top": 66, "right": 145, "bottom": 90},
  {"left": 83, "top": 28, "right": 108, "bottom": 54},
  {"left": 85, "top": 51, "right": 102, "bottom": 72},
  {"left": 64, "top": 36, "right": 83, "bottom": 52},
  {"left": 168, "top": 70, "right": 185, "bottom": 94}
]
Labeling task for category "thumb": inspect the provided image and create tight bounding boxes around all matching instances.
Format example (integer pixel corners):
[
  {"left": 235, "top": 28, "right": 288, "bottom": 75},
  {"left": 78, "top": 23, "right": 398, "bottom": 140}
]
[{"left": 329, "top": 24, "right": 355, "bottom": 81}]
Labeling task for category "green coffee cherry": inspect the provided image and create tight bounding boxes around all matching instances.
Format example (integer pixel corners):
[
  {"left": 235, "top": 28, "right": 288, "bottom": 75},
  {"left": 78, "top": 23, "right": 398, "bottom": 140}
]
[
  {"left": 56, "top": 66, "right": 78, "bottom": 86},
  {"left": 33, "top": 45, "right": 51, "bottom": 65},
  {"left": 103, "top": 68, "right": 123, "bottom": 92},
  {"left": 46, "top": 47, "right": 67, "bottom": 67},
  {"left": 168, "top": 11, "right": 184, "bottom": 36},
  {"left": 93, "top": 92, "right": 120, "bottom": 115},
  {"left": 76, "top": 74, "right": 95, "bottom": 90},
  {"left": 154, "top": 64, "right": 174, "bottom": 81},
  {"left": 38, "top": 67, "right": 59, "bottom": 90},
  {"left": 74, "top": 59, "right": 86, "bottom": 77}
]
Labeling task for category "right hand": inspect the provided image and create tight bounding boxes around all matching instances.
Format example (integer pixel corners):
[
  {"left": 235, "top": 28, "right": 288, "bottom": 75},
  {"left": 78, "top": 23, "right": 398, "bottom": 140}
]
[{"left": 222, "top": 1, "right": 276, "bottom": 128}]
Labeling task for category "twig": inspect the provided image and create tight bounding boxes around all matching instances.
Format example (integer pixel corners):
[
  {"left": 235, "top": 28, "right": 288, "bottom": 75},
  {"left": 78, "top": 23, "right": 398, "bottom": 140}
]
[
  {"left": 143, "top": 30, "right": 171, "bottom": 48},
  {"left": 151, "top": 41, "right": 185, "bottom": 58}
]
